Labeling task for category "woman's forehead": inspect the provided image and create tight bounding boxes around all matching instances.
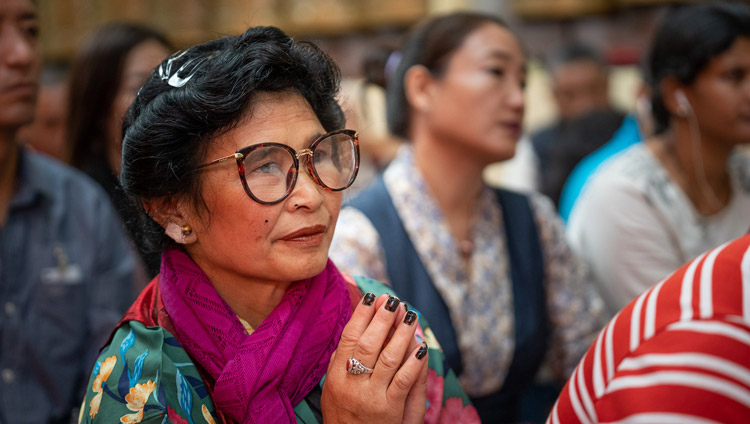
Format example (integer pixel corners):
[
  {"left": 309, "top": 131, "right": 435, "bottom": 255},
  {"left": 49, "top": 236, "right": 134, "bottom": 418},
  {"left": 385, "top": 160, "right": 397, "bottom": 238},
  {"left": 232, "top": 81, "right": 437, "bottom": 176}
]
[
  {"left": 453, "top": 24, "right": 525, "bottom": 65},
  {"left": 208, "top": 92, "right": 323, "bottom": 154}
]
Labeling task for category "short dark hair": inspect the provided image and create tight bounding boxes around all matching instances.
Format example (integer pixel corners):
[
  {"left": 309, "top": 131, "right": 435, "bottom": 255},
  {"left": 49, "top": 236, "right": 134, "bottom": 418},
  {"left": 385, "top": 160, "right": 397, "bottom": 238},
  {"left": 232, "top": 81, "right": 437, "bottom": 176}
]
[
  {"left": 66, "top": 21, "right": 171, "bottom": 167},
  {"left": 386, "top": 12, "right": 511, "bottom": 139},
  {"left": 645, "top": 2, "right": 750, "bottom": 134},
  {"left": 120, "top": 25, "right": 345, "bottom": 256},
  {"left": 546, "top": 42, "right": 605, "bottom": 74}
]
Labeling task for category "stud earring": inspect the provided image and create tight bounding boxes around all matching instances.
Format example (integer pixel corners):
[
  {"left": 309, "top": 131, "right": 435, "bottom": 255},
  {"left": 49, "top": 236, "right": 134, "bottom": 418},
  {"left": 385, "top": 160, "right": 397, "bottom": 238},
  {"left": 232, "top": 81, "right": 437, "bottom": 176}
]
[
  {"left": 180, "top": 224, "right": 197, "bottom": 244},
  {"left": 166, "top": 222, "right": 197, "bottom": 244}
]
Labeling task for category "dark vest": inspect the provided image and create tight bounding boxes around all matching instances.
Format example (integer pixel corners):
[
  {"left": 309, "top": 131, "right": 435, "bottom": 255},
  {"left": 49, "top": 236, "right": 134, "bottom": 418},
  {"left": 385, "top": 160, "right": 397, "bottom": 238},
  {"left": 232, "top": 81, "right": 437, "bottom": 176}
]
[{"left": 347, "top": 178, "right": 549, "bottom": 423}]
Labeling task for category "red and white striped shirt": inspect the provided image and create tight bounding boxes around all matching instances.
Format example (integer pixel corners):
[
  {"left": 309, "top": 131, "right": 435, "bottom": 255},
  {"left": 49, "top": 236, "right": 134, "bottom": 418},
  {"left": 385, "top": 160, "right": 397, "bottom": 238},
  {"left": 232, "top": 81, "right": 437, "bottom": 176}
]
[{"left": 547, "top": 234, "right": 750, "bottom": 424}]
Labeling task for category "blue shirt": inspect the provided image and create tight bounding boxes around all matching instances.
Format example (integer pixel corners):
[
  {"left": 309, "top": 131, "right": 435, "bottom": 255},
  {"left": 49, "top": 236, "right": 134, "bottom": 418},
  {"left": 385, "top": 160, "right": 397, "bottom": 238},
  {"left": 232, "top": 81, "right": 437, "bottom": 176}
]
[
  {"left": 0, "top": 148, "right": 141, "bottom": 423},
  {"left": 558, "top": 114, "right": 642, "bottom": 222}
]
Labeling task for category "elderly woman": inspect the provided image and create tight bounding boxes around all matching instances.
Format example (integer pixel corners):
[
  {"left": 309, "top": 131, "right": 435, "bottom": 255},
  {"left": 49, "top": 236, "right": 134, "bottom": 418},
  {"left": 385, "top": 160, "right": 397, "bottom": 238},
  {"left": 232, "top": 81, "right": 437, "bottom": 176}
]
[
  {"left": 330, "top": 11, "right": 605, "bottom": 423},
  {"left": 78, "top": 26, "right": 476, "bottom": 423}
]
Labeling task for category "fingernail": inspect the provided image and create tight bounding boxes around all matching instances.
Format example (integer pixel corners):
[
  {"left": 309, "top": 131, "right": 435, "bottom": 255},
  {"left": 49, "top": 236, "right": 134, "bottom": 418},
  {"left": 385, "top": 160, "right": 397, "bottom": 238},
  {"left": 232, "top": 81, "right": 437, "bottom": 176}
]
[
  {"left": 416, "top": 344, "right": 428, "bottom": 360},
  {"left": 403, "top": 310, "right": 417, "bottom": 325},
  {"left": 362, "top": 292, "right": 376, "bottom": 306},
  {"left": 385, "top": 296, "right": 399, "bottom": 312},
  {"left": 402, "top": 301, "right": 408, "bottom": 312}
]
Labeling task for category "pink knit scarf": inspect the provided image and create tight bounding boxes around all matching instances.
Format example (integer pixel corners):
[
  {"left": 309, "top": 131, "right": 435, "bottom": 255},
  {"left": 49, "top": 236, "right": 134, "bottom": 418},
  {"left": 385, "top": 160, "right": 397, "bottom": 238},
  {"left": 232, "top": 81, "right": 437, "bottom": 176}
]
[{"left": 158, "top": 246, "right": 351, "bottom": 423}]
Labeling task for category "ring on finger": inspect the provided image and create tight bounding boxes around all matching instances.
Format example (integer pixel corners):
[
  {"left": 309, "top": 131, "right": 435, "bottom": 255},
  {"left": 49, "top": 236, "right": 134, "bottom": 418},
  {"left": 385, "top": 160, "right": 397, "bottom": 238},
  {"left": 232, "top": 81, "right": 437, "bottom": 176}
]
[{"left": 346, "top": 357, "right": 374, "bottom": 375}]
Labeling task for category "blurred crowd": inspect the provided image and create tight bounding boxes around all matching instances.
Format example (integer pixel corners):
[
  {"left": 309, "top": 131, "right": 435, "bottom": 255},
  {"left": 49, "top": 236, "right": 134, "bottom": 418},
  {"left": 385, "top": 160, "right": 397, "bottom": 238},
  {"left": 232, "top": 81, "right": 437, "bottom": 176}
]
[{"left": 1, "top": 0, "right": 748, "bottom": 423}]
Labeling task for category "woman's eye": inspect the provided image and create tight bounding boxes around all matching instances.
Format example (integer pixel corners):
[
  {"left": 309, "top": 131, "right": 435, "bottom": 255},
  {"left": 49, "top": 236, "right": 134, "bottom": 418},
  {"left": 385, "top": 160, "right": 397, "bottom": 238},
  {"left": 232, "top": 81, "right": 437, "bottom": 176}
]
[
  {"left": 23, "top": 24, "right": 39, "bottom": 39},
  {"left": 314, "top": 150, "right": 330, "bottom": 164},
  {"left": 723, "top": 68, "right": 747, "bottom": 83},
  {"left": 488, "top": 67, "right": 505, "bottom": 77},
  {"left": 252, "top": 161, "right": 282, "bottom": 174}
]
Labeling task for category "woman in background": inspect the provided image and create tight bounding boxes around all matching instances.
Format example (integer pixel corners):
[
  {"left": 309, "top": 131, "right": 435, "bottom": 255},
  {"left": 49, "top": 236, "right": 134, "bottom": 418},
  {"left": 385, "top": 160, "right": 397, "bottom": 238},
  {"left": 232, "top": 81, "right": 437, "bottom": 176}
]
[
  {"left": 567, "top": 2, "right": 750, "bottom": 316},
  {"left": 330, "top": 11, "right": 605, "bottom": 423},
  {"left": 66, "top": 22, "right": 172, "bottom": 275}
]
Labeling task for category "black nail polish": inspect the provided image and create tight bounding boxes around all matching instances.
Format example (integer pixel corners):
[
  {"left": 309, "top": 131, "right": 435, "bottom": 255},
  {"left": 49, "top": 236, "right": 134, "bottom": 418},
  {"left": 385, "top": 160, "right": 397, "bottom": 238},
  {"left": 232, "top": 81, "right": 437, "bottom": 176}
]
[
  {"left": 385, "top": 296, "right": 399, "bottom": 312},
  {"left": 402, "top": 302, "right": 408, "bottom": 312},
  {"left": 416, "top": 345, "right": 428, "bottom": 360},
  {"left": 362, "top": 292, "right": 376, "bottom": 306},
  {"left": 403, "top": 310, "right": 417, "bottom": 325}
]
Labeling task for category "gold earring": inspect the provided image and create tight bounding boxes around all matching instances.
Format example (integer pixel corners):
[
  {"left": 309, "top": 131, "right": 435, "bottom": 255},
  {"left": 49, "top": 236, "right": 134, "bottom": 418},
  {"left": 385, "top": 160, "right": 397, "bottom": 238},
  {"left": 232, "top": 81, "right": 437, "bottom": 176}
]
[
  {"left": 166, "top": 222, "right": 197, "bottom": 244},
  {"left": 181, "top": 224, "right": 197, "bottom": 244}
]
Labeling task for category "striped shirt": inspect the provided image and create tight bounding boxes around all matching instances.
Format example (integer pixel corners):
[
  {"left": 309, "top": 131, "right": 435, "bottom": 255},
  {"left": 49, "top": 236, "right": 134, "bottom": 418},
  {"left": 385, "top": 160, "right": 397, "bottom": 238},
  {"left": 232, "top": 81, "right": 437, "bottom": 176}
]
[{"left": 547, "top": 234, "right": 750, "bottom": 424}]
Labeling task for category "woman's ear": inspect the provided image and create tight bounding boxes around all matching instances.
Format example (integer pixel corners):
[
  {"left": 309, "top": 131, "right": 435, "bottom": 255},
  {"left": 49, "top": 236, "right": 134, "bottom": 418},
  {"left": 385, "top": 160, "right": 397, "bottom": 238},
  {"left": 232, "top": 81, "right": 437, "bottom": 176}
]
[
  {"left": 403, "top": 65, "right": 436, "bottom": 113},
  {"left": 144, "top": 197, "right": 197, "bottom": 244},
  {"left": 660, "top": 77, "right": 690, "bottom": 118}
]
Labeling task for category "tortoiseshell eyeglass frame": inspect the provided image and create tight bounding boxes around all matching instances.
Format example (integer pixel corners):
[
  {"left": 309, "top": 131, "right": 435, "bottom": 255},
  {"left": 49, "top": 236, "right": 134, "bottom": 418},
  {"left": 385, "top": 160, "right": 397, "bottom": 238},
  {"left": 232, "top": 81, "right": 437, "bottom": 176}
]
[{"left": 197, "top": 129, "right": 360, "bottom": 205}]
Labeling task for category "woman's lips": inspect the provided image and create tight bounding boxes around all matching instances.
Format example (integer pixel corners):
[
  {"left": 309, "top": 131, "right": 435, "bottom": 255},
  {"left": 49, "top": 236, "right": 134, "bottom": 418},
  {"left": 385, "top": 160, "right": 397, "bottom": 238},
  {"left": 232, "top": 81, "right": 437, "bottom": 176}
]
[
  {"left": 3, "top": 82, "right": 36, "bottom": 98},
  {"left": 502, "top": 122, "right": 522, "bottom": 137},
  {"left": 278, "top": 225, "right": 327, "bottom": 243}
]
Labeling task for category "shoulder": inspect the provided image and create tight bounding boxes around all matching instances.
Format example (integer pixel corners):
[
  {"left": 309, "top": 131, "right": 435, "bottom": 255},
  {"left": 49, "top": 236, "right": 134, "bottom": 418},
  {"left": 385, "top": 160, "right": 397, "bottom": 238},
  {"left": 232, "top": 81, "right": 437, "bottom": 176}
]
[
  {"left": 335, "top": 206, "right": 377, "bottom": 233},
  {"left": 23, "top": 150, "right": 121, "bottom": 229},
  {"left": 330, "top": 208, "right": 383, "bottom": 261},
  {"left": 79, "top": 321, "right": 218, "bottom": 424},
  {"left": 24, "top": 149, "right": 108, "bottom": 202},
  {"left": 587, "top": 143, "right": 652, "bottom": 188}
]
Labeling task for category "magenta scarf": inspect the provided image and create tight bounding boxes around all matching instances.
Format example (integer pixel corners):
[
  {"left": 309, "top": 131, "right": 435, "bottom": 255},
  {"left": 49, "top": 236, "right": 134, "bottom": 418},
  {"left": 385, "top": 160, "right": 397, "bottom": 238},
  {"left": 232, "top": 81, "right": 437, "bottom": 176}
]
[{"left": 159, "top": 246, "right": 352, "bottom": 423}]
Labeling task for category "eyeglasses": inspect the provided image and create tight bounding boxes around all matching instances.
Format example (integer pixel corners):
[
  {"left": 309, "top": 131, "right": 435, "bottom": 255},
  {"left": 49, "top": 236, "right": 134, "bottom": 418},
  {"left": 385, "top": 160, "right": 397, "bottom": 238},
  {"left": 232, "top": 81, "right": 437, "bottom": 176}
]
[{"left": 197, "top": 129, "right": 360, "bottom": 204}]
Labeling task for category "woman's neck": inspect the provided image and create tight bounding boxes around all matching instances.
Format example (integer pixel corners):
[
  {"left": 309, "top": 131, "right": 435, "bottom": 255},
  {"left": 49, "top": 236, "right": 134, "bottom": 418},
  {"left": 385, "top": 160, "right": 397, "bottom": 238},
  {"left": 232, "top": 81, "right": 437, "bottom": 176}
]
[
  {"left": 220, "top": 279, "right": 293, "bottom": 329},
  {"left": 187, "top": 250, "right": 293, "bottom": 329},
  {"left": 412, "top": 129, "right": 485, "bottom": 246},
  {"left": 647, "top": 125, "right": 734, "bottom": 216}
]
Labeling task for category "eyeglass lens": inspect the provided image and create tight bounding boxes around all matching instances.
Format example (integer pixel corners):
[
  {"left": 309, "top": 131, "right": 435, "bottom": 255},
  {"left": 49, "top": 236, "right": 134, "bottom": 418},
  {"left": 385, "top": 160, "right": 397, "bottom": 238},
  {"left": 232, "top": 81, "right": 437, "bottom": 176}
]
[{"left": 243, "top": 133, "right": 357, "bottom": 203}]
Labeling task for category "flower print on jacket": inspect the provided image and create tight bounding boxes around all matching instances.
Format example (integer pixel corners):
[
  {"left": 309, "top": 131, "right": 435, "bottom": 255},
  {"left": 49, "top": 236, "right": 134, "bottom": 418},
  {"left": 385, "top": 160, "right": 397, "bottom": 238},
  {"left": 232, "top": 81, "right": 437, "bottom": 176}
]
[
  {"left": 438, "top": 397, "right": 481, "bottom": 424},
  {"left": 120, "top": 380, "right": 157, "bottom": 423},
  {"left": 425, "top": 369, "right": 445, "bottom": 423},
  {"left": 89, "top": 356, "right": 117, "bottom": 418},
  {"left": 201, "top": 405, "right": 216, "bottom": 424},
  {"left": 167, "top": 406, "right": 190, "bottom": 424}
]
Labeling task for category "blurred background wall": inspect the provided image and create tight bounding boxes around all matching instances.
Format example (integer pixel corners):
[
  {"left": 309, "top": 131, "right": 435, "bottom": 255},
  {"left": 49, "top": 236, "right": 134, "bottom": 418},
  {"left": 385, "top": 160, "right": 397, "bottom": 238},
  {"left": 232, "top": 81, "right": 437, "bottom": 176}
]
[{"left": 36, "top": 0, "right": 699, "bottom": 133}]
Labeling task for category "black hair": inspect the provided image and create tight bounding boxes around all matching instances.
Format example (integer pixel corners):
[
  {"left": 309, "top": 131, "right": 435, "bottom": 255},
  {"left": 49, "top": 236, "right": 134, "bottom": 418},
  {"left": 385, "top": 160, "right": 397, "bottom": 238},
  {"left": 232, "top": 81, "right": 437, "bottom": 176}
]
[
  {"left": 120, "top": 25, "right": 344, "bottom": 258},
  {"left": 67, "top": 21, "right": 171, "bottom": 167},
  {"left": 645, "top": 2, "right": 750, "bottom": 134},
  {"left": 386, "top": 12, "right": 511, "bottom": 139},
  {"left": 546, "top": 42, "right": 605, "bottom": 73}
]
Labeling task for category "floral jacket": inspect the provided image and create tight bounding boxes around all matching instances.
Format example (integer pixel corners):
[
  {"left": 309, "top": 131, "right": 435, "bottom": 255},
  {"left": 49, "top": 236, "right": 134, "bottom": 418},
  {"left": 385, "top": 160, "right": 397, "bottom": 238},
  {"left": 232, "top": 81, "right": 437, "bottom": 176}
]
[{"left": 77, "top": 275, "right": 478, "bottom": 423}]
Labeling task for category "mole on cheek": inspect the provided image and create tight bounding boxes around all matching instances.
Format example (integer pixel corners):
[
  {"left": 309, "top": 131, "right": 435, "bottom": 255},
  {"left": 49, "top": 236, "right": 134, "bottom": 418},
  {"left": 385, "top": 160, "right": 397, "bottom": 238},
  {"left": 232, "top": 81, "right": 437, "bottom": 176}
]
[{"left": 265, "top": 220, "right": 268, "bottom": 224}]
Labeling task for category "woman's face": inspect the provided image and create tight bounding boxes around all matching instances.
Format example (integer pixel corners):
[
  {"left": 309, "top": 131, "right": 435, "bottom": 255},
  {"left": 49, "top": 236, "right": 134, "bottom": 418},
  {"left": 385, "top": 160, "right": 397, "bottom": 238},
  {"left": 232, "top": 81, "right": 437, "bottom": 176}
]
[
  {"left": 108, "top": 39, "right": 170, "bottom": 172},
  {"left": 182, "top": 91, "right": 343, "bottom": 286},
  {"left": 422, "top": 23, "right": 526, "bottom": 164},
  {"left": 682, "top": 36, "right": 750, "bottom": 146}
]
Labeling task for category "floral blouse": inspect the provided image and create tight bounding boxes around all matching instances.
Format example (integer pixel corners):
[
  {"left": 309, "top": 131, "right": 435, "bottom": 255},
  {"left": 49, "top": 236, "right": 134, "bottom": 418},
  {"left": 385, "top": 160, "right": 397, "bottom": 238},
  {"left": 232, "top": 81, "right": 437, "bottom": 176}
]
[
  {"left": 77, "top": 275, "right": 478, "bottom": 423},
  {"left": 330, "top": 146, "right": 606, "bottom": 396}
]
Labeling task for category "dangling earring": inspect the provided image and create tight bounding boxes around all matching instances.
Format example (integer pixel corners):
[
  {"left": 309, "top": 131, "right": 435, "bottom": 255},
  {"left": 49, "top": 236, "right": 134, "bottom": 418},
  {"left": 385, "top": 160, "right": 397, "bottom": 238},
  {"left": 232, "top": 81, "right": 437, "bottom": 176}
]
[{"left": 166, "top": 222, "right": 197, "bottom": 244}]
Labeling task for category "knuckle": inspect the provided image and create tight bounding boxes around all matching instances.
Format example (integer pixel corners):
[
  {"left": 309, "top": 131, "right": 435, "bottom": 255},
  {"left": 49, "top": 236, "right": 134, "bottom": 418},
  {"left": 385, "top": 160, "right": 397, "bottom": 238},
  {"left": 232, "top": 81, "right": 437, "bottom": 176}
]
[
  {"left": 377, "top": 349, "right": 401, "bottom": 370},
  {"left": 355, "top": 341, "right": 379, "bottom": 358},
  {"left": 337, "top": 330, "right": 359, "bottom": 348},
  {"left": 371, "top": 309, "right": 395, "bottom": 326},
  {"left": 391, "top": 371, "right": 414, "bottom": 393}
]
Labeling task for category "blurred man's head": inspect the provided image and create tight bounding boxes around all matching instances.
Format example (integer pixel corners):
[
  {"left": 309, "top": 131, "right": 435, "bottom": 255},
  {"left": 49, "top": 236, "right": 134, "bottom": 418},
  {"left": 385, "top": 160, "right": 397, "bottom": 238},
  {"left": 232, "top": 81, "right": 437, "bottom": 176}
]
[
  {"left": 548, "top": 43, "right": 610, "bottom": 121},
  {"left": 0, "top": 0, "right": 41, "bottom": 134},
  {"left": 17, "top": 63, "right": 67, "bottom": 159}
]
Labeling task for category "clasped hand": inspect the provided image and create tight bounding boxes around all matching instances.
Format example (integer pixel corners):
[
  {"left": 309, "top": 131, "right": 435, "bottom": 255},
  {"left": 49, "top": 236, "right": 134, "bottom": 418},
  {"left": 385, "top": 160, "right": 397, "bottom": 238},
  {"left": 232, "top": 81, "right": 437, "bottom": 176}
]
[{"left": 322, "top": 293, "right": 429, "bottom": 423}]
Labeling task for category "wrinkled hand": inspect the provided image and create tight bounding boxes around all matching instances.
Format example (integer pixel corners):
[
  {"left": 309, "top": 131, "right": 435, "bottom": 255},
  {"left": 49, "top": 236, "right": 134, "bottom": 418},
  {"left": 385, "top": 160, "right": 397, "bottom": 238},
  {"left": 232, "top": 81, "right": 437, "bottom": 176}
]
[{"left": 322, "top": 293, "right": 429, "bottom": 424}]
